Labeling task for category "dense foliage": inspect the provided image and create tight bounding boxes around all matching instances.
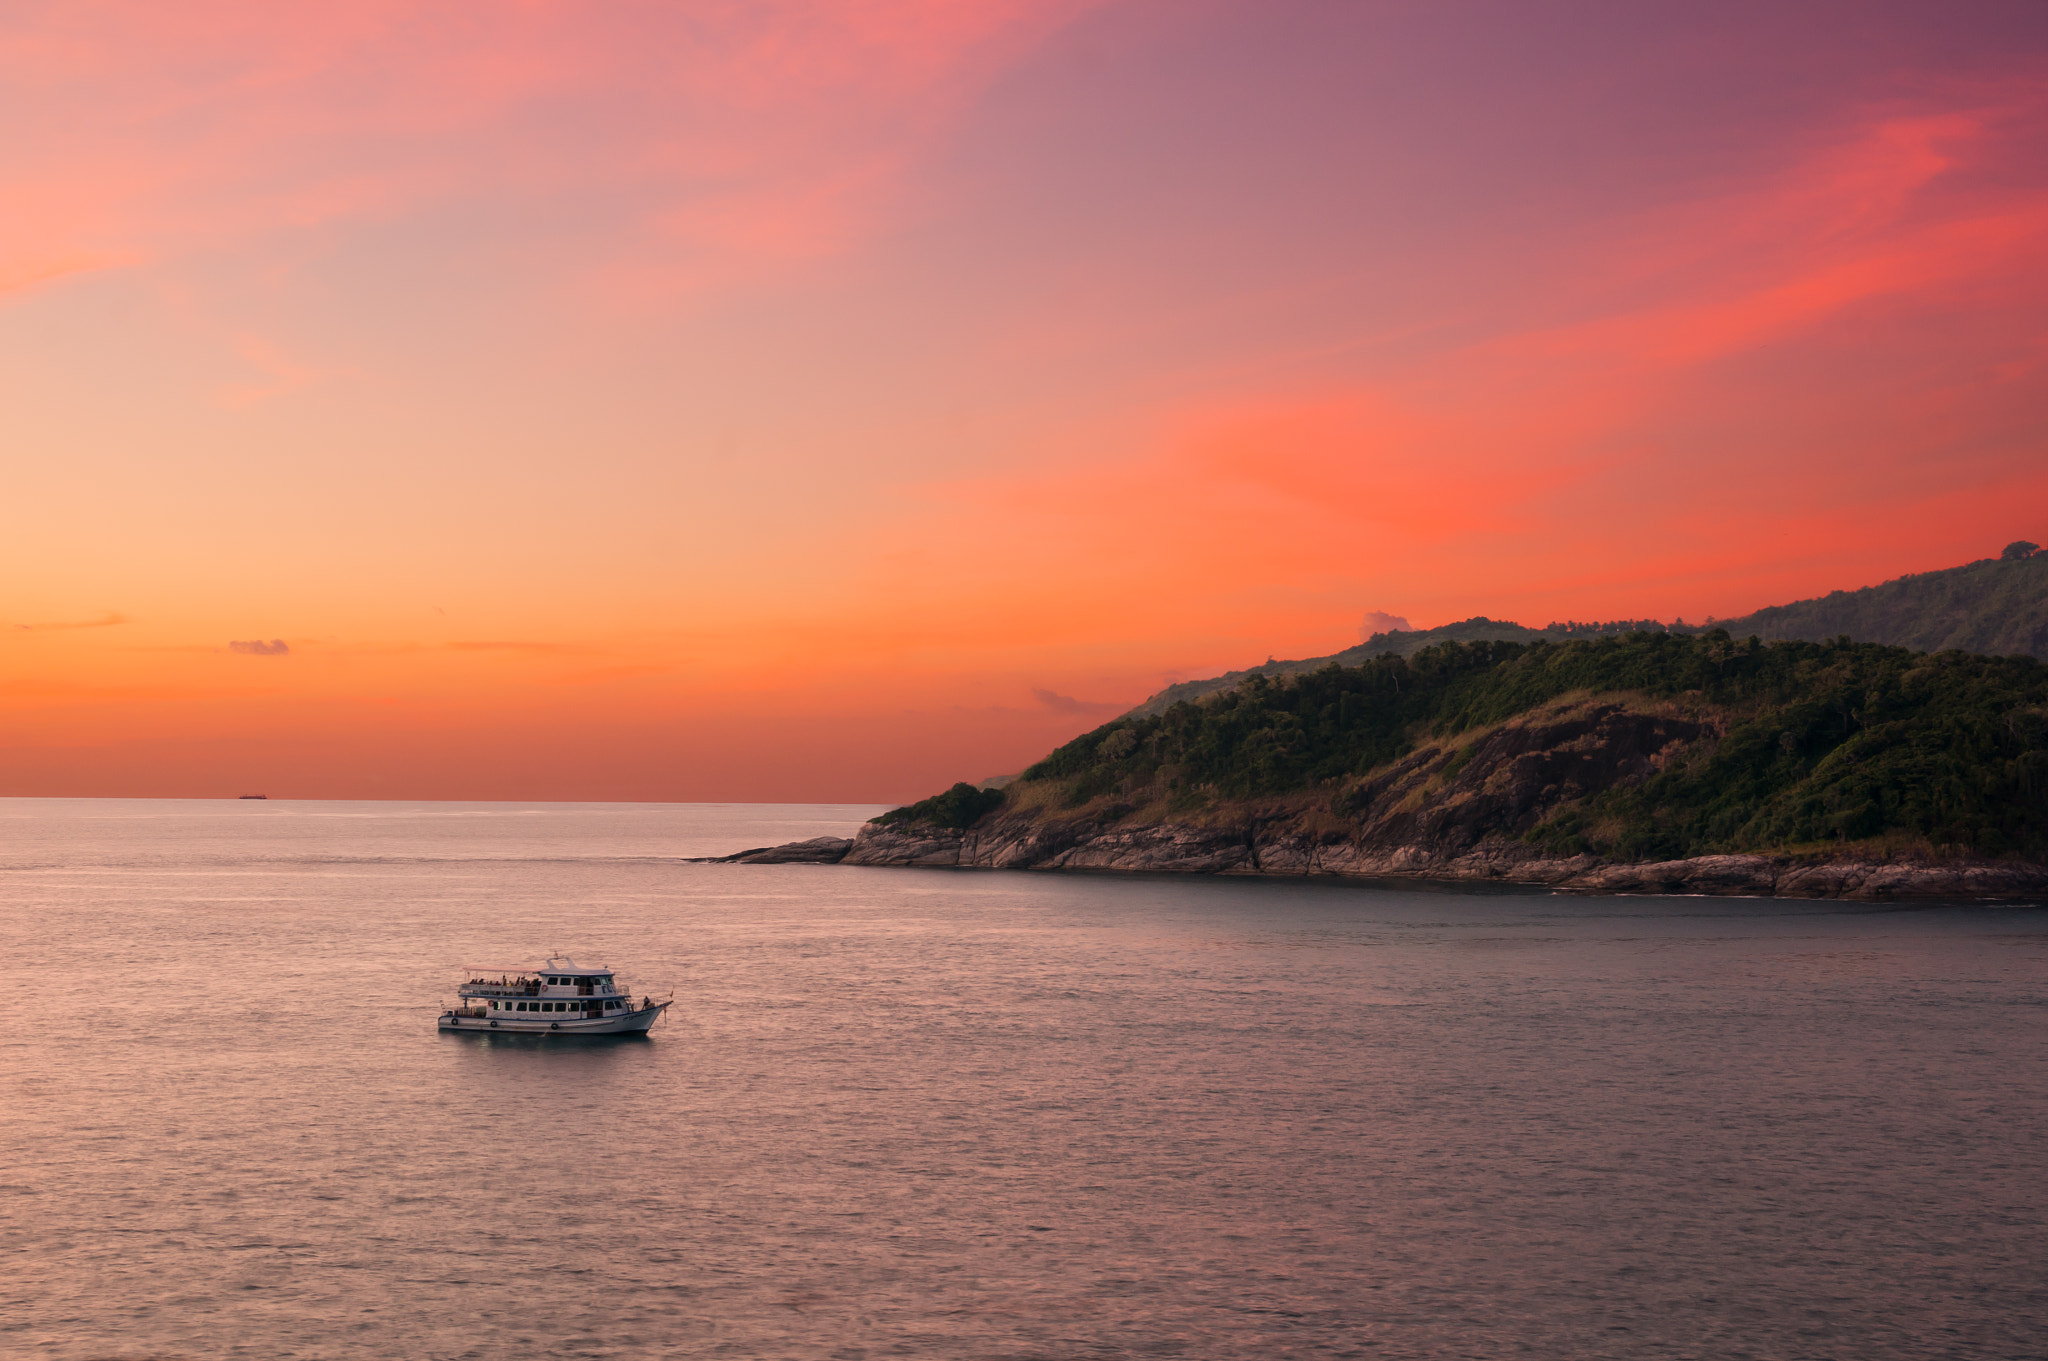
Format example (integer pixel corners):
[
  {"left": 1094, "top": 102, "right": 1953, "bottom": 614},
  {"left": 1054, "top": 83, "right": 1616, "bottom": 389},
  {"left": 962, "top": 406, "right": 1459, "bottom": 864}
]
[
  {"left": 872, "top": 781, "right": 1005, "bottom": 830},
  {"left": 1126, "top": 616, "right": 1689, "bottom": 718},
  {"left": 1539, "top": 617, "right": 1692, "bottom": 636},
  {"left": 1002, "top": 631, "right": 2048, "bottom": 858}
]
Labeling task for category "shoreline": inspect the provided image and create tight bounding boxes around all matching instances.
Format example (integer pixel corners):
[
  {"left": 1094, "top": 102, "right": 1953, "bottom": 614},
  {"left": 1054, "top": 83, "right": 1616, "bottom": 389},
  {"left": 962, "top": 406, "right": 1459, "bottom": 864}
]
[{"left": 698, "top": 823, "right": 2048, "bottom": 903}]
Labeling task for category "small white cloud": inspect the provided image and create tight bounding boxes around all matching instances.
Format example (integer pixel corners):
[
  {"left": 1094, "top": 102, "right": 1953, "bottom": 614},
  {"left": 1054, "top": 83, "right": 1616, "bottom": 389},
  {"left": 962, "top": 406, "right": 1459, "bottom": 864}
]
[
  {"left": 1360, "top": 610, "right": 1412, "bottom": 639},
  {"left": 1032, "top": 687, "right": 1122, "bottom": 717},
  {"left": 228, "top": 639, "right": 290, "bottom": 656}
]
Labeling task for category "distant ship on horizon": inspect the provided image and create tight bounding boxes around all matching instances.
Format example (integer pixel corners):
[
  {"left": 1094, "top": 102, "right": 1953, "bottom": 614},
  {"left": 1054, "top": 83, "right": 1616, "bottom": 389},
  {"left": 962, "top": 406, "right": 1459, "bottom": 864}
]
[{"left": 238, "top": 794, "right": 267, "bottom": 799}]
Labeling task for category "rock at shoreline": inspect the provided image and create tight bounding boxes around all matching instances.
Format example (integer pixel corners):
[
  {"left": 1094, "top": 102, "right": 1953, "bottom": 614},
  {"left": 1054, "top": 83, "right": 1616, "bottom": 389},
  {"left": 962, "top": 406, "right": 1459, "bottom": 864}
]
[
  {"left": 697, "top": 836, "right": 852, "bottom": 864},
  {"left": 705, "top": 821, "right": 2048, "bottom": 901}
]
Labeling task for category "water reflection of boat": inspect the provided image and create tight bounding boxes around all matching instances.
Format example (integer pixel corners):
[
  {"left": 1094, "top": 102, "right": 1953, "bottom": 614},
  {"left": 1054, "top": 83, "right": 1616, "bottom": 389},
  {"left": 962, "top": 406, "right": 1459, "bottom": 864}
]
[{"left": 438, "top": 955, "right": 671, "bottom": 1035}]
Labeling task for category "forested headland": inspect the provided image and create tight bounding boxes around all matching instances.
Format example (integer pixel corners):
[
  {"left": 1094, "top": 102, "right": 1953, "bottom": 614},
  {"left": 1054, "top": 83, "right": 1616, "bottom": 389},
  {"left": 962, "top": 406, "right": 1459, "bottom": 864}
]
[
  {"left": 881, "top": 629, "right": 2048, "bottom": 863},
  {"left": 880, "top": 630, "right": 2048, "bottom": 859},
  {"left": 715, "top": 546, "right": 2048, "bottom": 897}
]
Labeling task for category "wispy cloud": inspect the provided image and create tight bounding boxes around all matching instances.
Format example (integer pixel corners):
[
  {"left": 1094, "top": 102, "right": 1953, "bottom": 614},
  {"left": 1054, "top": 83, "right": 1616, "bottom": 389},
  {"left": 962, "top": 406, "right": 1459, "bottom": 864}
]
[
  {"left": 0, "top": 0, "right": 1108, "bottom": 308},
  {"left": 14, "top": 611, "right": 126, "bottom": 632},
  {"left": 228, "top": 639, "right": 290, "bottom": 655},
  {"left": 901, "top": 97, "right": 2048, "bottom": 628},
  {"left": 447, "top": 640, "right": 590, "bottom": 654}
]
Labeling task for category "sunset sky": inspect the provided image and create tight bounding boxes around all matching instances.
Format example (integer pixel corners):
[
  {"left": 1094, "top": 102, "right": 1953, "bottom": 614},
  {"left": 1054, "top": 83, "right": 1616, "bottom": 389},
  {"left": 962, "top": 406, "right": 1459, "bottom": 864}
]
[{"left": 5, "top": 0, "right": 2046, "bottom": 801}]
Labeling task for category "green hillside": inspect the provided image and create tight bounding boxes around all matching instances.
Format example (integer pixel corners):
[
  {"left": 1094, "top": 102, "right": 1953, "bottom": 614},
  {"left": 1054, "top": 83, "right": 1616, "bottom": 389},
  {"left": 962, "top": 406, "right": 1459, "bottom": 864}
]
[
  {"left": 1720, "top": 544, "right": 2048, "bottom": 656},
  {"left": 890, "top": 630, "right": 2048, "bottom": 861},
  {"left": 1123, "top": 616, "right": 1685, "bottom": 718},
  {"left": 1121, "top": 541, "right": 2046, "bottom": 719}
]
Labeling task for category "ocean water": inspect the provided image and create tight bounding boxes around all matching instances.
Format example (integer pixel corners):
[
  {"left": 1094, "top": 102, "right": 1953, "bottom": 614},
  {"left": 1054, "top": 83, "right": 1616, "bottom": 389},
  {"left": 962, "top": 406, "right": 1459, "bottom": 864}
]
[{"left": 3, "top": 798, "right": 2046, "bottom": 1360}]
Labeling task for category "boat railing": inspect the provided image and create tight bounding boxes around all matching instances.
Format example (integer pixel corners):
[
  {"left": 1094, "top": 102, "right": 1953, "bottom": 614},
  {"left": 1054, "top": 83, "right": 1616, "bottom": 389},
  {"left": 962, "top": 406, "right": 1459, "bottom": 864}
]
[
  {"left": 456, "top": 998, "right": 656, "bottom": 1011},
  {"left": 457, "top": 983, "right": 627, "bottom": 998}
]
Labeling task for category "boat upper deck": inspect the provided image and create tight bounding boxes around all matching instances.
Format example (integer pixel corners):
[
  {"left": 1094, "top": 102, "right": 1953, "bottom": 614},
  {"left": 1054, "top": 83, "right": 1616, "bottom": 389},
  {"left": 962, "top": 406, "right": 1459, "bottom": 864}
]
[{"left": 456, "top": 955, "right": 624, "bottom": 1000}]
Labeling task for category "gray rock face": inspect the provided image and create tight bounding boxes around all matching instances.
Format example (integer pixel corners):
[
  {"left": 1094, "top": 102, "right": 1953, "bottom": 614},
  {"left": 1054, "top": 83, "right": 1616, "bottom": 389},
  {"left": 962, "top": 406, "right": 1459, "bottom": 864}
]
[
  {"left": 1346, "top": 704, "right": 1710, "bottom": 851},
  {"left": 820, "top": 822, "right": 2048, "bottom": 899}
]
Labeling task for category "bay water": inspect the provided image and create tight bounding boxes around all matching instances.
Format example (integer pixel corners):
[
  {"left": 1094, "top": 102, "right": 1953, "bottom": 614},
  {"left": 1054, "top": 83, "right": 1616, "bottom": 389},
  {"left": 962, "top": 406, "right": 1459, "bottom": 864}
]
[{"left": 3, "top": 798, "right": 2045, "bottom": 1359}]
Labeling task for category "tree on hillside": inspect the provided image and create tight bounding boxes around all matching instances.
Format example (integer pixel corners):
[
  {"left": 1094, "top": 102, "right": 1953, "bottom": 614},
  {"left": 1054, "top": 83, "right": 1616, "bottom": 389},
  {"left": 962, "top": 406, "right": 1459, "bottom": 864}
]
[
  {"left": 2003, "top": 540, "right": 2040, "bottom": 561},
  {"left": 872, "top": 782, "right": 1004, "bottom": 830}
]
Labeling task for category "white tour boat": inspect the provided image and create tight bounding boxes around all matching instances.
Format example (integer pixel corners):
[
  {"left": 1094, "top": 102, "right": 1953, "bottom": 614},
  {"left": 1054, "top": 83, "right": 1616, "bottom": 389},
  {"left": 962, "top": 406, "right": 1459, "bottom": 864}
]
[{"left": 438, "top": 955, "right": 671, "bottom": 1035}]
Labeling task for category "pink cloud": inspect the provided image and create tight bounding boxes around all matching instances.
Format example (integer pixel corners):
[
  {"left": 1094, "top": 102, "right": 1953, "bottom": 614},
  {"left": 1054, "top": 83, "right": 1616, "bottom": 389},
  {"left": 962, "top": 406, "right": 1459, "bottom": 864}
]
[
  {"left": 887, "top": 95, "right": 2048, "bottom": 632},
  {"left": 0, "top": 1, "right": 1109, "bottom": 300}
]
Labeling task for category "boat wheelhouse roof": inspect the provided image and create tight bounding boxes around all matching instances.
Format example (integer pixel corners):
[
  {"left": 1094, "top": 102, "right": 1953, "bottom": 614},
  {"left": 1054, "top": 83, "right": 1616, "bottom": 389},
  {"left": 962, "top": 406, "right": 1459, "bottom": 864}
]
[{"left": 462, "top": 956, "right": 614, "bottom": 977}]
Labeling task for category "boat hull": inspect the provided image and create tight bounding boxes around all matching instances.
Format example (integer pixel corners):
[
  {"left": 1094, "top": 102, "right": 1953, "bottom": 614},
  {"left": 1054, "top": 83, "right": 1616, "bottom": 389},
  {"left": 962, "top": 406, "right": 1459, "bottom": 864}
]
[{"left": 438, "top": 1001, "right": 670, "bottom": 1035}]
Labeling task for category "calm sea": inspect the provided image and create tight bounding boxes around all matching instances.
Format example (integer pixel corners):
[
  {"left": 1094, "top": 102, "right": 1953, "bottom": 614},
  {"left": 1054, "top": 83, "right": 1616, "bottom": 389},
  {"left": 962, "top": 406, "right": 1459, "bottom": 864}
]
[{"left": 3, "top": 798, "right": 2045, "bottom": 1360}]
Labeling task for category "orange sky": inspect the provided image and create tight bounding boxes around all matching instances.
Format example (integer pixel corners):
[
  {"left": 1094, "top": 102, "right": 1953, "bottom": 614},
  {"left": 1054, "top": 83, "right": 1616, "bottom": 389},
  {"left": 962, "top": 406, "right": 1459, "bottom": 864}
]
[{"left": 4, "top": 0, "right": 2046, "bottom": 800}]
